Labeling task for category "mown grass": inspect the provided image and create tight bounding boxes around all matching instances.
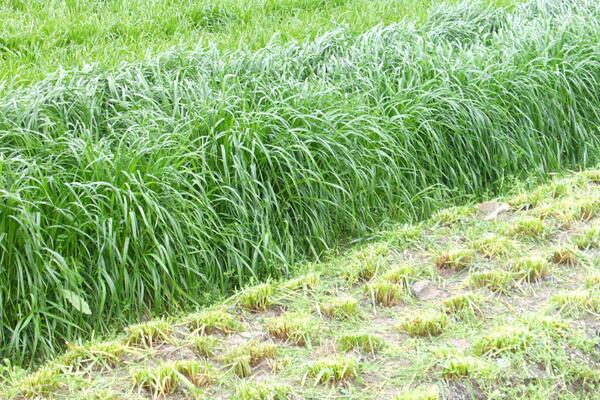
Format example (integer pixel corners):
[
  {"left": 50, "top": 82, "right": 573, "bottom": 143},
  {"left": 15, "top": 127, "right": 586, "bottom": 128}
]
[
  {"left": 1, "top": 0, "right": 600, "bottom": 365},
  {"left": 0, "top": 0, "right": 516, "bottom": 92}
]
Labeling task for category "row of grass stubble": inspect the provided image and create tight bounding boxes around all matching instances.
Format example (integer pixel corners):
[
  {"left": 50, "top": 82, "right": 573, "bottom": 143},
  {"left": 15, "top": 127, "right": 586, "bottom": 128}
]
[{"left": 0, "top": 0, "right": 599, "bottom": 365}]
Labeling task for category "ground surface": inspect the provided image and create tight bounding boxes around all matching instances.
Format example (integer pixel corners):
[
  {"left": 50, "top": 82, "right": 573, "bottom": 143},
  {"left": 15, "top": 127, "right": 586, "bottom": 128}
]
[{"left": 2, "top": 170, "right": 598, "bottom": 399}]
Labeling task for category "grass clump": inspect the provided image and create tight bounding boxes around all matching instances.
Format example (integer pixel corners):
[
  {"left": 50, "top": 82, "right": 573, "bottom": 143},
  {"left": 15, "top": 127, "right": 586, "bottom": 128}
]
[
  {"left": 434, "top": 249, "right": 475, "bottom": 271},
  {"left": 265, "top": 313, "right": 317, "bottom": 346},
  {"left": 174, "top": 360, "right": 216, "bottom": 388},
  {"left": 397, "top": 312, "right": 448, "bottom": 337},
  {"left": 580, "top": 169, "right": 600, "bottom": 184},
  {"left": 394, "top": 386, "right": 439, "bottom": 400},
  {"left": 239, "top": 283, "right": 274, "bottom": 311},
  {"left": 223, "top": 340, "right": 278, "bottom": 377},
  {"left": 338, "top": 333, "right": 385, "bottom": 353},
  {"left": 235, "top": 381, "right": 293, "bottom": 400},
  {"left": 549, "top": 246, "right": 578, "bottom": 266},
  {"left": 509, "top": 217, "right": 547, "bottom": 239},
  {"left": 13, "top": 367, "right": 61, "bottom": 399},
  {"left": 508, "top": 191, "right": 545, "bottom": 211},
  {"left": 442, "top": 293, "right": 481, "bottom": 315},
  {"left": 126, "top": 319, "right": 172, "bottom": 348},
  {"left": 473, "top": 327, "right": 533, "bottom": 356},
  {"left": 586, "top": 274, "right": 600, "bottom": 289},
  {"left": 133, "top": 364, "right": 180, "bottom": 398},
  {"left": 550, "top": 291, "right": 599, "bottom": 315},
  {"left": 60, "top": 340, "right": 125, "bottom": 370},
  {"left": 305, "top": 356, "right": 358, "bottom": 386},
  {"left": 343, "top": 243, "right": 390, "bottom": 283},
  {"left": 186, "top": 308, "right": 240, "bottom": 335},
  {"left": 471, "top": 234, "right": 511, "bottom": 259},
  {"left": 431, "top": 206, "right": 473, "bottom": 226},
  {"left": 468, "top": 270, "right": 514, "bottom": 292},
  {"left": 134, "top": 361, "right": 216, "bottom": 396},
  {"left": 365, "top": 280, "right": 405, "bottom": 307},
  {"left": 440, "top": 356, "right": 489, "bottom": 379},
  {"left": 573, "top": 228, "right": 600, "bottom": 250},
  {"left": 279, "top": 272, "right": 320, "bottom": 294},
  {"left": 193, "top": 336, "right": 219, "bottom": 358},
  {"left": 511, "top": 257, "right": 549, "bottom": 282},
  {"left": 574, "top": 198, "right": 600, "bottom": 221},
  {"left": 320, "top": 296, "right": 359, "bottom": 320},
  {"left": 381, "top": 264, "right": 434, "bottom": 289}
]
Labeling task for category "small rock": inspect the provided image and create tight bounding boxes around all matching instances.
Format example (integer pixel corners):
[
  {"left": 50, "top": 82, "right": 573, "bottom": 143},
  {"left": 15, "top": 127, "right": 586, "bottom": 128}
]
[
  {"left": 411, "top": 280, "right": 441, "bottom": 300},
  {"left": 477, "top": 201, "right": 510, "bottom": 220}
]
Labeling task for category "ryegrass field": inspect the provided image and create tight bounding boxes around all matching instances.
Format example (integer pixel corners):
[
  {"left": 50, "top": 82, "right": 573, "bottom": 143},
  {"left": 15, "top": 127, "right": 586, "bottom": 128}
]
[
  {"left": 0, "top": 0, "right": 516, "bottom": 91},
  {"left": 1, "top": 170, "right": 598, "bottom": 399},
  {"left": 1, "top": 0, "right": 599, "bottom": 366}
]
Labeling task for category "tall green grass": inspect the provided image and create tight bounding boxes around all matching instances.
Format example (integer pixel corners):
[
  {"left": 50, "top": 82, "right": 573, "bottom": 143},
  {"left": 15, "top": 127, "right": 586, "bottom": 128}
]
[
  {"left": 1, "top": 0, "right": 599, "bottom": 365},
  {"left": 0, "top": 0, "right": 515, "bottom": 91}
]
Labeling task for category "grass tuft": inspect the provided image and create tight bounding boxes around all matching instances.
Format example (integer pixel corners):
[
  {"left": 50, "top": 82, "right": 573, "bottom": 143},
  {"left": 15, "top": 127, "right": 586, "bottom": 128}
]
[
  {"left": 468, "top": 270, "right": 514, "bottom": 292},
  {"left": 471, "top": 234, "right": 511, "bottom": 259},
  {"left": 279, "top": 273, "right": 320, "bottom": 293},
  {"left": 394, "top": 386, "right": 439, "bottom": 400},
  {"left": 265, "top": 313, "right": 317, "bottom": 346},
  {"left": 442, "top": 293, "right": 481, "bottom": 315},
  {"left": 239, "top": 283, "right": 274, "bottom": 311},
  {"left": 549, "top": 291, "right": 599, "bottom": 315},
  {"left": 573, "top": 228, "right": 600, "bottom": 250},
  {"left": 509, "top": 217, "right": 546, "bottom": 239},
  {"left": 580, "top": 170, "right": 600, "bottom": 184},
  {"left": 174, "top": 360, "right": 216, "bottom": 387},
  {"left": 320, "top": 296, "right": 359, "bottom": 320},
  {"left": 13, "top": 367, "right": 61, "bottom": 399},
  {"left": 338, "top": 333, "right": 385, "bottom": 353},
  {"left": 343, "top": 243, "right": 390, "bottom": 283},
  {"left": 397, "top": 312, "right": 448, "bottom": 337},
  {"left": 381, "top": 264, "right": 434, "bottom": 289},
  {"left": 133, "top": 360, "right": 216, "bottom": 397},
  {"left": 431, "top": 206, "right": 473, "bottom": 226},
  {"left": 435, "top": 249, "right": 475, "bottom": 271},
  {"left": 511, "top": 257, "right": 549, "bottom": 282},
  {"left": 473, "top": 327, "right": 533, "bottom": 356},
  {"left": 193, "top": 336, "right": 219, "bottom": 359},
  {"left": 235, "top": 381, "right": 293, "bottom": 400},
  {"left": 365, "top": 280, "right": 405, "bottom": 307},
  {"left": 60, "top": 340, "right": 125, "bottom": 370},
  {"left": 549, "top": 246, "right": 578, "bottom": 266},
  {"left": 305, "top": 356, "right": 358, "bottom": 386},
  {"left": 126, "top": 319, "right": 172, "bottom": 348},
  {"left": 133, "top": 364, "right": 180, "bottom": 398},
  {"left": 586, "top": 274, "right": 600, "bottom": 289},
  {"left": 224, "top": 341, "right": 278, "bottom": 374},
  {"left": 186, "top": 308, "right": 240, "bottom": 335},
  {"left": 574, "top": 198, "right": 600, "bottom": 221},
  {"left": 440, "top": 356, "right": 489, "bottom": 379}
]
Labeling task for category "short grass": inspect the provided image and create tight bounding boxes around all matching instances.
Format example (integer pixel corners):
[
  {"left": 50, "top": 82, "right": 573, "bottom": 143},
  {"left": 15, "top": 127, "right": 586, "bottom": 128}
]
[
  {"left": 1, "top": 0, "right": 599, "bottom": 366},
  {"left": 2, "top": 169, "right": 599, "bottom": 399}
]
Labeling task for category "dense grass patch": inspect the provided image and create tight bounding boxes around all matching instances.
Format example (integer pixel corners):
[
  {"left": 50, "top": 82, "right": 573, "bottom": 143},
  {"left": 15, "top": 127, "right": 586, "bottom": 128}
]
[
  {"left": 0, "top": 0, "right": 599, "bottom": 365},
  {"left": 0, "top": 0, "right": 515, "bottom": 91}
]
